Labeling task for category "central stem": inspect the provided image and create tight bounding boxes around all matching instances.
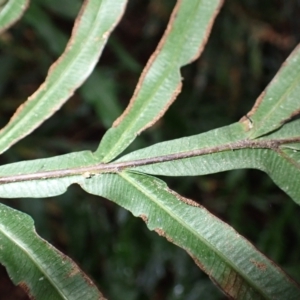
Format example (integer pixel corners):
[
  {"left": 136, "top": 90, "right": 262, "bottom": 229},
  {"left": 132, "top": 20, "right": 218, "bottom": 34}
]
[{"left": 0, "top": 137, "right": 298, "bottom": 184}]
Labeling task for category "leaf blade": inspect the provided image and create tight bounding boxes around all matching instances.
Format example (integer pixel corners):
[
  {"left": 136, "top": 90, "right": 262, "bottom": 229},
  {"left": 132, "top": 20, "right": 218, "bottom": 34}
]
[
  {"left": 82, "top": 172, "right": 300, "bottom": 299},
  {"left": 0, "top": 0, "right": 127, "bottom": 154},
  {"left": 116, "top": 120, "right": 300, "bottom": 203},
  {"left": 95, "top": 0, "right": 223, "bottom": 163},
  {"left": 0, "top": 150, "right": 97, "bottom": 198},
  {"left": 0, "top": 203, "right": 104, "bottom": 299},
  {"left": 241, "top": 44, "right": 300, "bottom": 138},
  {"left": 0, "top": 0, "right": 29, "bottom": 34}
]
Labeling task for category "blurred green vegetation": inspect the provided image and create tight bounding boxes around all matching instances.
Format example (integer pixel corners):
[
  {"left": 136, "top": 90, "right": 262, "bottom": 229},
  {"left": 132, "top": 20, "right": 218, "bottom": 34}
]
[{"left": 0, "top": 0, "right": 300, "bottom": 299}]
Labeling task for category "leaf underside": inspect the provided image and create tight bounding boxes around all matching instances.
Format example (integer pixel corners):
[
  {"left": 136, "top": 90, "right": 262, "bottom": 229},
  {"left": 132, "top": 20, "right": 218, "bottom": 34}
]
[
  {"left": 95, "top": 0, "right": 224, "bottom": 163},
  {"left": 118, "top": 119, "right": 300, "bottom": 204},
  {"left": 0, "top": 0, "right": 299, "bottom": 299},
  {"left": 0, "top": 0, "right": 127, "bottom": 155},
  {"left": 82, "top": 172, "right": 300, "bottom": 299},
  {"left": 242, "top": 44, "right": 300, "bottom": 139},
  {"left": 0, "top": 203, "right": 104, "bottom": 299},
  {"left": 0, "top": 0, "right": 29, "bottom": 34}
]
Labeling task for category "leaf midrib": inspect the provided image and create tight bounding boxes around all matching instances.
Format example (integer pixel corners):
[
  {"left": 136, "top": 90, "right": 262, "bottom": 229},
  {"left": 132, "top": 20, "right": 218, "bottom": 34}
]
[
  {"left": 1, "top": 136, "right": 299, "bottom": 184},
  {"left": 251, "top": 62, "right": 300, "bottom": 138},
  {"left": 0, "top": 0, "right": 107, "bottom": 142},
  {"left": 0, "top": 224, "right": 68, "bottom": 299},
  {"left": 100, "top": 1, "right": 201, "bottom": 163},
  {"left": 120, "top": 171, "right": 269, "bottom": 298}
]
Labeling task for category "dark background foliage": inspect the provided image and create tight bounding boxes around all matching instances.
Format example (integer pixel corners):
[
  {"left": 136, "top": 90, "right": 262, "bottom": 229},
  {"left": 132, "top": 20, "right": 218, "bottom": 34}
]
[{"left": 0, "top": 0, "right": 300, "bottom": 299}]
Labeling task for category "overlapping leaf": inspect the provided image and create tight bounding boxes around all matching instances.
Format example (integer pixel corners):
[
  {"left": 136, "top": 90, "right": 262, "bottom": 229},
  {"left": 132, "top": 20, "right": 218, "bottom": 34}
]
[
  {"left": 0, "top": 0, "right": 29, "bottom": 34},
  {"left": 0, "top": 147, "right": 299, "bottom": 298},
  {"left": 0, "top": 0, "right": 299, "bottom": 298},
  {"left": 241, "top": 44, "right": 300, "bottom": 139},
  {"left": 116, "top": 42, "right": 300, "bottom": 203},
  {"left": 0, "top": 203, "right": 104, "bottom": 299},
  {"left": 0, "top": 0, "right": 127, "bottom": 154},
  {"left": 81, "top": 172, "right": 300, "bottom": 299},
  {"left": 0, "top": 120, "right": 299, "bottom": 202},
  {"left": 0, "top": 150, "right": 97, "bottom": 198},
  {"left": 95, "top": 0, "right": 223, "bottom": 163},
  {"left": 116, "top": 119, "right": 300, "bottom": 204}
]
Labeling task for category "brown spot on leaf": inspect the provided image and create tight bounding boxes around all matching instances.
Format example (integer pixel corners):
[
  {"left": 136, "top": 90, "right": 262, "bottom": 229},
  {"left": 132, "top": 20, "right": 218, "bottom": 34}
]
[
  {"left": 66, "top": 261, "right": 105, "bottom": 297},
  {"left": 19, "top": 281, "right": 34, "bottom": 299},
  {"left": 65, "top": 260, "right": 95, "bottom": 287},
  {"left": 154, "top": 228, "right": 175, "bottom": 244},
  {"left": 187, "top": 250, "right": 242, "bottom": 298},
  {"left": 165, "top": 187, "right": 200, "bottom": 207},
  {"left": 152, "top": 220, "right": 246, "bottom": 298},
  {"left": 18, "top": 282, "right": 29, "bottom": 293},
  {"left": 154, "top": 228, "right": 165, "bottom": 237},
  {"left": 165, "top": 234, "right": 174, "bottom": 244},
  {"left": 217, "top": 270, "right": 244, "bottom": 299},
  {"left": 139, "top": 214, "right": 148, "bottom": 223},
  {"left": 0, "top": 265, "right": 30, "bottom": 299},
  {"left": 179, "top": 197, "right": 200, "bottom": 207},
  {"left": 249, "top": 258, "right": 267, "bottom": 271},
  {"left": 67, "top": 265, "right": 80, "bottom": 278},
  {"left": 60, "top": 252, "right": 96, "bottom": 287}
]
